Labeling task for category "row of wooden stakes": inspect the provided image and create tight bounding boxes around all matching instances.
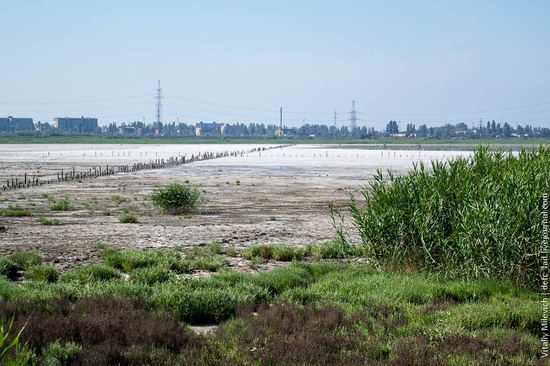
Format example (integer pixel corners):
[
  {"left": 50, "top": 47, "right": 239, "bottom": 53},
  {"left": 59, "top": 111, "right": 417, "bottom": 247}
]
[{"left": 1, "top": 145, "right": 290, "bottom": 191}]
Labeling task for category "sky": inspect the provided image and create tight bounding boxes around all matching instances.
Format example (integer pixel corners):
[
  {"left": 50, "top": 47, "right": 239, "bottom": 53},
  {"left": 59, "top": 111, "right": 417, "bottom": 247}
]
[{"left": 1, "top": 0, "right": 549, "bottom": 129}]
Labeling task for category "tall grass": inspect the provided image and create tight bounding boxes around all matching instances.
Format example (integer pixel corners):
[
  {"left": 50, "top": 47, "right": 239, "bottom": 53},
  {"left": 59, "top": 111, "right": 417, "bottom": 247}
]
[
  {"left": 0, "top": 318, "right": 32, "bottom": 365},
  {"left": 348, "top": 147, "right": 550, "bottom": 287}
]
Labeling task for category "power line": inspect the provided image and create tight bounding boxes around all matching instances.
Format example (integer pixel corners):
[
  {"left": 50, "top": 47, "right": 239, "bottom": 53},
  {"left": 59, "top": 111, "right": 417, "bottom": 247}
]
[
  {"left": 356, "top": 100, "right": 550, "bottom": 116},
  {"left": 0, "top": 95, "right": 151, "bottom": 105}
]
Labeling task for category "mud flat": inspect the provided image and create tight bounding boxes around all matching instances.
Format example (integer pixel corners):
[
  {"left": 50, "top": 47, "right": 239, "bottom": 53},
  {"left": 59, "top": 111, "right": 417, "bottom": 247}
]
[{"left": 0, "top": 144, "right": 471, "bottom": 270}]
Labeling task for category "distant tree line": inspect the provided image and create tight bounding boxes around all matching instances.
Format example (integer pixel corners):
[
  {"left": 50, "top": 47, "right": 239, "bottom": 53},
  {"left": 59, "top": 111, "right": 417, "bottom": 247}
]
[{"left": 2, "top": 119, "right": 550, "bottom": 139}]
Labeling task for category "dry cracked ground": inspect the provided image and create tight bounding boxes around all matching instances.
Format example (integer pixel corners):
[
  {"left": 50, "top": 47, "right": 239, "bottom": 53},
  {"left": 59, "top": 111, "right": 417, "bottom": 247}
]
[{"left": 0, "top": 158, "right": 371, "bottom": 271}]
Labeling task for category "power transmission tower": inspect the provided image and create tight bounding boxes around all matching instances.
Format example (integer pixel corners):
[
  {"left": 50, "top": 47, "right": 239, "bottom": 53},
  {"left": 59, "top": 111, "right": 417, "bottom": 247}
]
[
  {"left": 350, "top": 100, "right": 357, "bottom": 130},
  {"left": 334, "top": 111, "right": 337, "bottom": 127},
  {"left": 155, "top": 80, "right": 163, "bottom": 125},
  {"left": 279, "top": 107, "right": 283, "bottom": 136}
]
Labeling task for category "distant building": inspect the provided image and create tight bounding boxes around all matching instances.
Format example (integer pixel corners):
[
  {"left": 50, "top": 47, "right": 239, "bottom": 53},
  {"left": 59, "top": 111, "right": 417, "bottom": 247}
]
[
  {"left": 222, "top": 123, "right": 247, "bottom": 137},
  {"left": 275, "top": 127, "right": 293, "bottom": 137},
  {"left": 118, "top": 126, "right": 136, "bottom": 135},
  {"left": 0, "top": 116, "right": 34, "bottom": 133},
  {"left": 53, "top": 117, "right": 98, "bottom": 133},
  {"left": 195, "top": 122, "right": 222, "bottom": 137}
]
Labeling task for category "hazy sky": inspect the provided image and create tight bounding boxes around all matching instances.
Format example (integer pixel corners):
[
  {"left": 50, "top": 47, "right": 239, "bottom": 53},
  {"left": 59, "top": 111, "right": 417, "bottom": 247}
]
[{"left": 1, "top": 0, "right": 549, "bottom": 128}]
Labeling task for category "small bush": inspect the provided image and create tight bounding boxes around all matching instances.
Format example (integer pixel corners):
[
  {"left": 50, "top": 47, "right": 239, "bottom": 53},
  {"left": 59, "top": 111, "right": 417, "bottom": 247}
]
[
  {"left": 50, "top": 199, "right": 70, "bottom": 211},
  {"left": 151, "top": 183, "right": 201, "bottom": 215},
  {"left": 25, "top": 265, "right": 59, "bottom": 283},
  {"left": 119, "top": 213, "right": 138, "bottom": 223},
  {"left": 0, "top": 204, "right": 31, "bottom": 217},
  {"left": 9, "top": 251, "right": 42, "bottom": 270}
]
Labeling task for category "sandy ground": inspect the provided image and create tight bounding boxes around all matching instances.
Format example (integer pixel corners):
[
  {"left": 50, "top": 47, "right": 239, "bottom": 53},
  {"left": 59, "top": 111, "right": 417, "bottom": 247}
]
[{"left": 0, "top": 144, "right": 471, "bottom": 270}]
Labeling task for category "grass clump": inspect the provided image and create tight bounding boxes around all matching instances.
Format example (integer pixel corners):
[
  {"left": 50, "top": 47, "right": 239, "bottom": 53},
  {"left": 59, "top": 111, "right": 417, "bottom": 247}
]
[
  {"left": 183, "top": 246, "right": 227, "bottom": 272},
  {"left": 0, "top": 204, "right": 31, "bottom": 217},
  {"left": 130, "top": 266, "right": 171, "bottom": 285},
  {"left": 100, "top": 247, "right": 187, "bottom": 274},
  {"left": 150, "top": 182, "right": 201, "bottom": 215},
  {"left": 119, "top": 213, "right": 138, "bottom": 223},
  {"left": 242, "top": 243, "right": 362, "bottom": 262},
  {"left": 0, "top": 258, "right": 22, "bottom": 280},
  {"left": 24, "top": 265, "right": 59, "bottom": 283},
  {"left": 9, "top": 251, "right": 42, "bottom": 270},
  {"left": 38, "top": 216, "right": 61, "bottom": 226},
  {"left": 50, "top": 198, "right": 70, "bottom": 211},
  {"left": 308, "top": 240, "right": 364, "bottom": 259},
  {"left": 347, "top": 147, "right": 550, "bottom": 287},
  {"left": 111, "top": 194, "right": 126, "bottom": 204},
  {"left": 59, "top": 264, "right": 121, "bottom": 284}
]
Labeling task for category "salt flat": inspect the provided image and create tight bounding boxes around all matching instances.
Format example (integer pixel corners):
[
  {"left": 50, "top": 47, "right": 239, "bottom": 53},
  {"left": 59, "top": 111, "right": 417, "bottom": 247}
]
[{"left": 0, "top": 144, "right": 471, "bottom": 271}]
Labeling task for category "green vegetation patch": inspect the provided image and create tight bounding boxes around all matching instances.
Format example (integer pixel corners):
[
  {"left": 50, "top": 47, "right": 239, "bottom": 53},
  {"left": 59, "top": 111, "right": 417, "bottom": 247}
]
[
  {"left": 118, "top": 213, "right": 138, "bottom": 223},
  {"left": 24, "top": 265, "right": 59, "bottom": 283},
  {"left": 50, "top": 198, "right": 71, "bottom": 211},
  {"left": 0, "top": 204, "right": 31, "bottom": 217},
  {"left": 347, "top": 147, "right": 550, "bottom": 288},
  {"left": 9, "top": 251, "right": 42, "bottom": 270},
  {"left": 151, "top": 182, "right": 201, "bottom": 215},
  {"left": 38, "top": 216, "right": 61, "bottom": 225},
  {"left": 0, "top": 246, "right": 542, "bottom": 365}
]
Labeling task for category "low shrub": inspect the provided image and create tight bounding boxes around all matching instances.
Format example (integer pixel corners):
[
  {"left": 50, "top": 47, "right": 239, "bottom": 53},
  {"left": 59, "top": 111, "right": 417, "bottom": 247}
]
[
  {"left": 217, "top": 302, "right": 364, "bottom": 366},
  {"left": 151, "top": 183, "right": 201, "bottom": 215},
  {"left": 2, "top": 296, "right": 199, "bottom": 365}
]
